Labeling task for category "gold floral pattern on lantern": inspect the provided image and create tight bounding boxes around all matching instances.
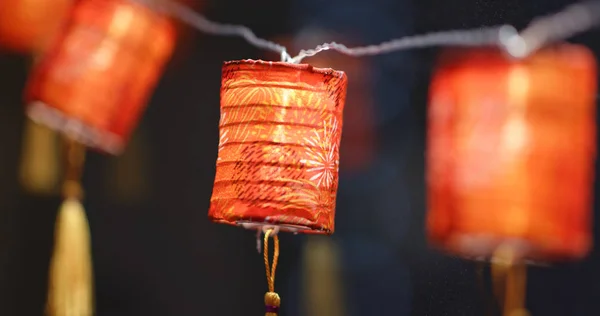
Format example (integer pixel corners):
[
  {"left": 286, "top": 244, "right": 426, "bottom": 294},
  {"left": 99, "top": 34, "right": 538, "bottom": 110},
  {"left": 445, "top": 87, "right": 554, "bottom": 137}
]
[{"left": 209, "top": 60, "right": 347, "bottom": 234}]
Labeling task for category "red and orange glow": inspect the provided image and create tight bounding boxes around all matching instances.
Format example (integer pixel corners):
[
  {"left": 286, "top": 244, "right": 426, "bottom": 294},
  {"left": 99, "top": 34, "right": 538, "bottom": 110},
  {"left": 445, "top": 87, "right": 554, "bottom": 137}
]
[
  {"left": 25, "top": 0, "right": 176, "bottom": 154},
  {"left": 209, "top": 60, "right": 348, "bottom": 234},
  {"left": 0, "top": 0, "right": 73, "bottom": 53},
  {"left": 427, "top": 45, "right": 597, "bottom": 261}
]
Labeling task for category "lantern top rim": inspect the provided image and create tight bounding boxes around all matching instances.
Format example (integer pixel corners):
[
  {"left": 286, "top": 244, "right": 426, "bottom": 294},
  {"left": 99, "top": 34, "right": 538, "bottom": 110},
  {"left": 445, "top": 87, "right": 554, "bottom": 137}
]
[
  {"left": 223, "top": 59, "right": 346, "bottom": 79},
  {"left": 435, "top": 43, "right": 596, "bottom": 68}
]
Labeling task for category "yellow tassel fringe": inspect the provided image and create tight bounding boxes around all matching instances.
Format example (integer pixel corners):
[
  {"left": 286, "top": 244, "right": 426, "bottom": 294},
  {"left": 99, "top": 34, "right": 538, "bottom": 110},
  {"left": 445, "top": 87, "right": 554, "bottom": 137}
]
[
  {"left": 19, "top": 120, "right": 60, "bottom": 196},
  {"left": 47, "top": 198, "right": 94, "bottom": 316}
]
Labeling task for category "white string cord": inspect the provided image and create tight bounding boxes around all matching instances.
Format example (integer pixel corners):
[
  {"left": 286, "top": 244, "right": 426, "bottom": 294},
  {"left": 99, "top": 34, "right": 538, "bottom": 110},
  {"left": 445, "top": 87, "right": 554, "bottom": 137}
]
[
  {"left": 139, "top": 0, "right": 600, "bottom": 63},
  {"left": 290, "top": 26, "right": 510, "bottom": 63},
  {"left": 505, "top": 0, "right": 600, "bottom": 58},
  {"left": 137, "top": 0, "right": 293, "bottom": 61}
]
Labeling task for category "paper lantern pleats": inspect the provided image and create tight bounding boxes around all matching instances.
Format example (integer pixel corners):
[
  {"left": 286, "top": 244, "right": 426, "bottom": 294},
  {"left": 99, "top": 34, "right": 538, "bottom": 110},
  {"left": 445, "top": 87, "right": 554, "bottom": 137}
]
[
  {"left": 426, "top": 44, "right": 597, "bottom": 262},
  {"left": 25, "top": 0, "right": 176, "bottom": 154},
  {"left": 0, "top": 0, "right": 73, "bottom": 53},
  {"left": 209, "top": 60, "right": 347, "bottom": 234}
]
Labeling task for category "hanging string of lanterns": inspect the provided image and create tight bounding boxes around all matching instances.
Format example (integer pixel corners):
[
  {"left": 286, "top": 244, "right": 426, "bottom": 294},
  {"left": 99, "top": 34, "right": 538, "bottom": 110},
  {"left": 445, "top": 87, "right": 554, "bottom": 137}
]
[{"left": 1, "top": 0, "right": 599, "bottom": 315}]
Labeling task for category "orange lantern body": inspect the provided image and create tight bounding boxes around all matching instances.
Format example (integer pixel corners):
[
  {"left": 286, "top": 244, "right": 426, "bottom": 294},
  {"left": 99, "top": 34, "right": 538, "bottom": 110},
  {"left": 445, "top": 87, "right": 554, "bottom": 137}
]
[
  {"left": 209, "top": 60, "right": 347, "bottom": 234},
  {"left": 0, "top": 0, "right": 73, "bottom": 53},
  {"left": 25, "top": 0, "right": 175, "bottom": 154},
  {"left": 427, "top": 45, "right": 597, "bottom": 262}
]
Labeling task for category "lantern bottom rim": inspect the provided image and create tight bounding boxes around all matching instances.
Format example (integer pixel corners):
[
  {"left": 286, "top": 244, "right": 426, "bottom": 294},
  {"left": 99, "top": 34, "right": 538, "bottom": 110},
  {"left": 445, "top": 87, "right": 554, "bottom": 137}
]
[
  {"left": 430, "top": 232, "right": 591, "bottom": 264},
  {"left": 27, "top": 101, "right": 124, "bottom": 155},
  {"left": 462, "top": 254, "right": 549, "bottom": 267},
  {"left": 238, "top": 221, "right": 309, "bottom": 234},
  {"left": 209, "top": 216, "right": 332, "bottom": 235}
]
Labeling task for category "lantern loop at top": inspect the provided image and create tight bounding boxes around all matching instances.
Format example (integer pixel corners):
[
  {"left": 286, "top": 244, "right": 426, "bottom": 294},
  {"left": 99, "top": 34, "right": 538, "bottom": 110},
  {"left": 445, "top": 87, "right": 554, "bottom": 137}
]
[{"left": 209, "top": 60, "right": 348, "bottom": 235}]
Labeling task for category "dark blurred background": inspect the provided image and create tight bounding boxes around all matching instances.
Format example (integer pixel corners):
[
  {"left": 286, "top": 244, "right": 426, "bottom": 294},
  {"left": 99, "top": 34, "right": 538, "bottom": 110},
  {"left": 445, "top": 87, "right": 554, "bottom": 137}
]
[{"left": 1, "top": 0, "right": 599, "bottom": 315}]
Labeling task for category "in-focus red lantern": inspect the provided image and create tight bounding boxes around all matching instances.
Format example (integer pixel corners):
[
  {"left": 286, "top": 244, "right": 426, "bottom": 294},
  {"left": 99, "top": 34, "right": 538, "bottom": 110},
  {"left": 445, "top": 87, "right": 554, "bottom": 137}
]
[
  {"left": 427, "top": 44, "right": 597, "bottom": 262},
  {"left": 25, "top": 0, "right": 176, "bottom": 154},
  {"left": 0, "top": 0, "right": 73, "bottom": 53},
  {"left": 209, "top": 60, "right": 348, "bottom": 235}
]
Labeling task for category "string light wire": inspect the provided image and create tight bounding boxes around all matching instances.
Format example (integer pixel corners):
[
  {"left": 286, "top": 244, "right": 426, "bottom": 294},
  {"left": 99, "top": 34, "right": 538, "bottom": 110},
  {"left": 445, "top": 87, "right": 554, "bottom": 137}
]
[
  {"left": 141, "top": 0, "right": 600, "bottom": 63},
  {"left": 141, "top": 0, "right": 293, "bottom": 61},
  {"left": 503, "top": 0, "right": 600, "bottom": 57}
]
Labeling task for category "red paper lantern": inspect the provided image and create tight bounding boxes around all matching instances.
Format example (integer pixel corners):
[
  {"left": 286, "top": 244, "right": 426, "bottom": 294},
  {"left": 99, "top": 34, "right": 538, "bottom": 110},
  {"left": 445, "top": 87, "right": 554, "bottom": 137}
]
[
  {"left": 209, "top": 60, "right": 348, "bottom": 235},
  {"left": 427, "top": 44, "right": 597, "bottom": 262},
  {"left": 25, "top": 0, "right": 176, "bottom": 154},
  {"left": 0, "top": 0, "right": 73, "bottom": 53}
]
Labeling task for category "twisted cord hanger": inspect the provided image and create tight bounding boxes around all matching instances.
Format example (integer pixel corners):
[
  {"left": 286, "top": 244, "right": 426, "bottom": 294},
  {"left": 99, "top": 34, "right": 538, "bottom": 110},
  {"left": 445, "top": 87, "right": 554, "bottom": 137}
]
[{"left": 135, "top": 0, "right": 600, "bottom": 62}]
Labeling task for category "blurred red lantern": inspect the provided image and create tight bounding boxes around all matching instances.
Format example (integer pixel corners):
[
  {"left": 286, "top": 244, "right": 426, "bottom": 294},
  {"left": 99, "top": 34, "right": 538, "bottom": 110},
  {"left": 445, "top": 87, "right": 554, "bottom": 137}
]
[
  {"left": 25, "top": 0, "right": 176, "bottom": 154},
  {"left": 0, "top": 0, "right": 73, "bottom": 53},
  {"left": 209, "top": 60, "right": 348, "bottom": 235},
  {"left": 426, "top": 44, "right": 597, "bottom": 262}
]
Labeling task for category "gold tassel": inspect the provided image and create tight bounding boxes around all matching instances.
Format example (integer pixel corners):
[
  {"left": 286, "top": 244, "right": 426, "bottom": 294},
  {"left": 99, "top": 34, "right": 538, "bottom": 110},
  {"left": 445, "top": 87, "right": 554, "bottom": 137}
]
[
  {"left": 20, "top": 56, "right": 61, "bottom": 196},
  {"left": 47, "top": 198, "right": 94, "bottom": 316},
  {"left": 107, "top": 128, "right": 149, "bottom": 204},
  {"left": 19, "top": 119, "right": 61, "bottom": 196},
  {"left": 47, "top": 139, "right": 94, "bottom": 316},
  {"left": 491, "top": 245, "right": 530, "bottom": 316},
  {"left": 263, "top": 229, "right": 281, "bottom": 316},
  {"left": 303, "top": 236, "right": 344, "bottom": 316}
]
